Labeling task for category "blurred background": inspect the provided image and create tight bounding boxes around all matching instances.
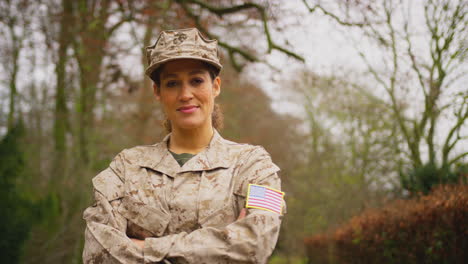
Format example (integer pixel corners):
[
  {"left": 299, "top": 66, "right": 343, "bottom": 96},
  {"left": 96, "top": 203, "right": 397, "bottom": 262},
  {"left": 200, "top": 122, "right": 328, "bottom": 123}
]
[{"left": 0, "top": 0, "right": 467, "bottom": 263}]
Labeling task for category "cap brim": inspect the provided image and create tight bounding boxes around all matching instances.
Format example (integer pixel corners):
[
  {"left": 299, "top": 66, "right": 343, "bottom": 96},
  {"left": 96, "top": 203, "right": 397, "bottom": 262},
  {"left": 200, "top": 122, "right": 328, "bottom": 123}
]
[{"left": 145, "top": 56, "right": 222, "bottom": 77}]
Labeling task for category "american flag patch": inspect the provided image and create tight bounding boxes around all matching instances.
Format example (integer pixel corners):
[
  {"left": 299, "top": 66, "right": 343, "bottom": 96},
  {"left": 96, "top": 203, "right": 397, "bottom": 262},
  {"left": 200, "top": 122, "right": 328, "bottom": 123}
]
[{"left": 246, "top": 184, "right": 284, "bottom": 214}]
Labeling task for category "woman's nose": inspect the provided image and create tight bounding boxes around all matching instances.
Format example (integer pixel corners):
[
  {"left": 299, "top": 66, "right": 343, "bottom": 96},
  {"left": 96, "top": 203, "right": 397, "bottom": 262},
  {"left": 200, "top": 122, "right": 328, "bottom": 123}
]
[{"left": 178, "top": 82, "right": 193, "bottom": 101}]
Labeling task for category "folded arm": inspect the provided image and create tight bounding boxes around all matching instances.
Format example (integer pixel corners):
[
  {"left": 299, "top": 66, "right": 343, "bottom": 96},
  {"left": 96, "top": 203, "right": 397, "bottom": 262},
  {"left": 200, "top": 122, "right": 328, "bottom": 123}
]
[
  {"left": 83, "top": 189, "right": 144, "bottom": 263},
  {"left": 142, "top": 147, "right": 284, "bottom": 264},
  {"left": 82, "top": 147, "right": 284, "bottom": 264},
  {"left": 82, "top": 153, "right": 144, "bottom": 263}
]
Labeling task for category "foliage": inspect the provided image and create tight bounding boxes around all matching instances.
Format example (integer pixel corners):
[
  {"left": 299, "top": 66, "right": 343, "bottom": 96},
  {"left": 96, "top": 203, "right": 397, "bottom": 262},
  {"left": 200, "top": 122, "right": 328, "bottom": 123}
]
[
  {"left": 400, "top": 162, "right": 467, "bottom": 195},
  {"left": 304, "top": 184, "right": 468, "bottom": 264},
  {"left": 0, "top": 122, "right": 62, "bottom": 263},
  {"left": 278, "top": 69, "right": 398, "bottom": 257},
  {"left": 0, "top": 122, "right": 37, "bottom": 263}
]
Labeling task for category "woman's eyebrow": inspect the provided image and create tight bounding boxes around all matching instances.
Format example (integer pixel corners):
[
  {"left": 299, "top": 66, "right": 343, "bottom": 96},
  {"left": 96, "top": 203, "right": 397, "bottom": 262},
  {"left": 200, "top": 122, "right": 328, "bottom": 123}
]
[
  {"left": 161, "top": 73, "right": 178, "bottom": 80},
  {"left": 188, "top": 70, "right": 206, "bottom": 75},
  {"left": 161, "top": 70, "right": 206, "bottom": 80}
]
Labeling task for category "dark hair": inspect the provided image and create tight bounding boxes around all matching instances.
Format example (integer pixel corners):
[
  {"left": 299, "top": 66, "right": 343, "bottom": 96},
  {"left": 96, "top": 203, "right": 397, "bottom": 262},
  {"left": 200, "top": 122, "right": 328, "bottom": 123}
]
[
  {"left": 150, "top": 61, "right": 223, "bottom": 132},
  {"left": 150, "top": 61, "right": 220, "bottom": 90}
]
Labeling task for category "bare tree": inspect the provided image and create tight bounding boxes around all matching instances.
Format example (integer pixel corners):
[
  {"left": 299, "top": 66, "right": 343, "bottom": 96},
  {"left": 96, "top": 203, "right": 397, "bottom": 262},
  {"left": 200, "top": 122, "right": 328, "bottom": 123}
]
[
  {"left": 50, "top": 0, "right": 74, "bottom": 183},
  {"left": 175, "top": 0, "right": 304, "bottom": 70},
  {"left": 303, "top": 0, "right": 468, "bottom": 190},
  {"left": 0, "top": 0, "right": 34, "bottom": 131}
]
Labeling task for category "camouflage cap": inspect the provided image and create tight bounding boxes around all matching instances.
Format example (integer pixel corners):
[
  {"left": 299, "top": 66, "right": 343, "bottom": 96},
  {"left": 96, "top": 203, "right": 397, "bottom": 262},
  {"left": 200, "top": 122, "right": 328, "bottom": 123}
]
[{"left": 145, "top": 28, "right": 222, "bottom": 77}]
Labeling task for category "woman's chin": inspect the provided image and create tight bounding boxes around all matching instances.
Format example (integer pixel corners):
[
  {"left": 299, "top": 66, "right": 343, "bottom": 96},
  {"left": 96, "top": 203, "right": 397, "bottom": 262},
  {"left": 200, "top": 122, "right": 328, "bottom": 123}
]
[{"left": 173, "top": 120, "right": 206, "bottom": 131}]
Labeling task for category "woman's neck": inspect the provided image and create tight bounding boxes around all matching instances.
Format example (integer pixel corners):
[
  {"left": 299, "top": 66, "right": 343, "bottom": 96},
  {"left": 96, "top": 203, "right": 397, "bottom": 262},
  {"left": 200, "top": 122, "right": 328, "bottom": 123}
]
[{"left": 169, "top": 124, "right": 214, "bottom": 154}]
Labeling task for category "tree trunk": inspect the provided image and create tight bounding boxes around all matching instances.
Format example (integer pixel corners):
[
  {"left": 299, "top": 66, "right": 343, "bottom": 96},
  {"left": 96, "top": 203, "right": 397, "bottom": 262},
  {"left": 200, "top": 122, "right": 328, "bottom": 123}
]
[
  {"left": 7, "top": 63, "right": 18, "bottom": 131},
  {"left": 77, "top": 54, "right": 102, "bottom": 165},
  {"left": 7, "top": 27, "right": 20, "bottom": 132},
  {"left": 53, "top": 0, "right": 73, "bottom": 181},
  {"left": 74, "top": 0, "right": 111, "bottom": 165}
]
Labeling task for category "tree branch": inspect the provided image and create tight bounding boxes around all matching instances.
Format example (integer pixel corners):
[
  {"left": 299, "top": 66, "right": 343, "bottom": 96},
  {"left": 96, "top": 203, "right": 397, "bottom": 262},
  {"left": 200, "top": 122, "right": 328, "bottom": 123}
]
[
  {"left": 177, "top": 0, "right": 304, "bottom": 69},
  {"left": 448, "top": 151, "right": 468, "bottom": 166},
  {"left": 107, "top": 0, "right": 135, "bottom": 36},
  {"left": 302, "top": 0, "right": 377, "bottom": 27},
  {"left": 177, "top": 1, "right": 257, "bottom": 71},
  {"left": 403, "top": 17, "right": 427, "bottom": 98},
  {"left": 181, "top": 0, "right": 263, "bottom": 17},
  {"left": 442, "top": 95, "right": 468, "bottom": 166}
]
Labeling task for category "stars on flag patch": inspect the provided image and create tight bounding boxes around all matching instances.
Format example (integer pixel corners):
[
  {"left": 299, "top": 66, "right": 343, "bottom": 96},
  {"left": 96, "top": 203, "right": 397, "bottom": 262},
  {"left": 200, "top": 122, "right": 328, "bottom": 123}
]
[{"left": 246, "top": 184, "right": 284, "bottom": 215}]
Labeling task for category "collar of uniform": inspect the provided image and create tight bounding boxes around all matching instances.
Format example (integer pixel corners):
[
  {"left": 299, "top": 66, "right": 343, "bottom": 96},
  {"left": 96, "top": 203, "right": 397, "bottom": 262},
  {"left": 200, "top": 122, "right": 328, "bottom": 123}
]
[
  {"left": 179, "top": 129, "right": 231, "bottom": 173},
  {"left": 137, "top": 129, "right": 231, "bottom": 177}
]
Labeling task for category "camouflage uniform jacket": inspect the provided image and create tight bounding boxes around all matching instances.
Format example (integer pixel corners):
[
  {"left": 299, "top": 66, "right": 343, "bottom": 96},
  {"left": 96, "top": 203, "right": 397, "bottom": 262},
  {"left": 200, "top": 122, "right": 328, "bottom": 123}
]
[{"left": 82, "top": 130, "right": 284, "bottom": 264}]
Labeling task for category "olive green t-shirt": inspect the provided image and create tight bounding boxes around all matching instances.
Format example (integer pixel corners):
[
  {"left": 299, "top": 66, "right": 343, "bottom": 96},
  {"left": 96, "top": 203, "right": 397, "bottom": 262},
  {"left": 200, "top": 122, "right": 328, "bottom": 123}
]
[{"left": 169, "top": 150, "right": 195, "bottom": 167}]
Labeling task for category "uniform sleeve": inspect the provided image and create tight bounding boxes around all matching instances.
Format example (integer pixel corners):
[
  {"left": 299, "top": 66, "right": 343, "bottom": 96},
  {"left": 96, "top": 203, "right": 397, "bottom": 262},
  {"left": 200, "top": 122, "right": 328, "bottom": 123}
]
[
  {"left": 143, "top": 147, "right": 284, "bottom": 264},
  {"left": 82, "top": 152, "right": 144, "bottom": 263}
]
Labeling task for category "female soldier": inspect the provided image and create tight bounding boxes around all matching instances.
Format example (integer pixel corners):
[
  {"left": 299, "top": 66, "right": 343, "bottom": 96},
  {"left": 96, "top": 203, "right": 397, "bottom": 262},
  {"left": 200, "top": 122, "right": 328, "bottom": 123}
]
[{"left": 82, "top": 28, "right": 285, "bottom": 263}]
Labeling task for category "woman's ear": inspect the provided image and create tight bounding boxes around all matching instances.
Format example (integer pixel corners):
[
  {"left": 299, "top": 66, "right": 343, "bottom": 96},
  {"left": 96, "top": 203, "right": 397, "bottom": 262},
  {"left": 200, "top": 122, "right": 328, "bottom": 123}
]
[
  {"left": 153, "top": 83, "right": 161, "bottom": 101},
  {"left": 213, "top": 76, "right": 221, "bottom": 98}
]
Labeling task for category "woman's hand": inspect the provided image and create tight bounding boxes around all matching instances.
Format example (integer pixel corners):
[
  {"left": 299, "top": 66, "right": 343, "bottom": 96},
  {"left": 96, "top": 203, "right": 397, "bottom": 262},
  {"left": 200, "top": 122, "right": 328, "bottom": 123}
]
[
  {"left": 237, "top": 208, "right": 247, "bottom": 220},
  {"left": 130, "top": 209, "right": 245, "bottom": 251},
  {"left": 130, "top": 209, "right": 246, "bottom": 250},
  {"left": 130, "top": 238, "right": 145, "bottom": 249}
]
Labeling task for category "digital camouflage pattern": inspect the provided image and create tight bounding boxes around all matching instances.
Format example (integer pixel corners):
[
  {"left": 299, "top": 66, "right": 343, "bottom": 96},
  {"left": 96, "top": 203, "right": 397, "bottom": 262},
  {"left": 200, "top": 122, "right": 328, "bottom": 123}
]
[
  {"left": 145, "top": 28, "right": 222, "bottom": 77},
  {"left": 82, "top": 130, "right": 285, "bottom": 263}
]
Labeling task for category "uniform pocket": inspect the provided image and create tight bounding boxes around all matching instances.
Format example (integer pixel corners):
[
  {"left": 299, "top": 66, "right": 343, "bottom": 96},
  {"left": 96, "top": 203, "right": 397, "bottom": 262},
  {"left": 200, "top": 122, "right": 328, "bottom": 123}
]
[
  {"left": 117, "top": 195, "right": 171, "bottom": 237},
  {"left": 197, "top": 168, "right": 238, "bottom": 228},
  {"left": 198, "top": 200, "right": 236, "bottom": 228}
]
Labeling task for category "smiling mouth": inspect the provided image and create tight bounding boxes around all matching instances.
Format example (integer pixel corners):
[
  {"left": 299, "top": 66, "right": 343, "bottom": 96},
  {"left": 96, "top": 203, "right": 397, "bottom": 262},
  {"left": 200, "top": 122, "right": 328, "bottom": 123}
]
[{"left": 177, "top": 106, "right": 199, "bottom": 113}]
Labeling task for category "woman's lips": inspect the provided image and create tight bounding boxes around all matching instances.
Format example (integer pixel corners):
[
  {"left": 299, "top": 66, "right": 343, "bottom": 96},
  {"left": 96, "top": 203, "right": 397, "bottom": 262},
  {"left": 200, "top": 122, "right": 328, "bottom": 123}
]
[{"left": 178, "top": 106, "right": 199, "bottom": 114}]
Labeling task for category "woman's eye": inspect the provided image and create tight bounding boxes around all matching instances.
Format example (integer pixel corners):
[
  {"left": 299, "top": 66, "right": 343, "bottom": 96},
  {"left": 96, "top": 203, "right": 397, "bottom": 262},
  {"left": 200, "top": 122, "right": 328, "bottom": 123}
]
[
  {"left": 191, "top": 78, "right": 204, "bottom": 85},
  {"left": 166, "top": 80, "right": 178, "bottom": 87}
]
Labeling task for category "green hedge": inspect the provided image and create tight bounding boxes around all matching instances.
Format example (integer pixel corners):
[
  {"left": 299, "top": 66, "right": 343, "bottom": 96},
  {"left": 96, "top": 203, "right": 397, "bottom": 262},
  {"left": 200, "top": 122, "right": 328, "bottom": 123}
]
[
  {"left": 0, "top": 123, "right": 35, "bottom": 263},
  {"left": 304, "top": 184, "right": 468, "bottom": 264}
]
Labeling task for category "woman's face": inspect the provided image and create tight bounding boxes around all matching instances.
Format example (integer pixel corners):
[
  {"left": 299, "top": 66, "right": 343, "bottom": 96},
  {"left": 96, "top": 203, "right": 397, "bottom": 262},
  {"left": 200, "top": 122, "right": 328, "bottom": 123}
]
[{"left": 154, "top": 59, "right": 221, "bottom": 132}]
